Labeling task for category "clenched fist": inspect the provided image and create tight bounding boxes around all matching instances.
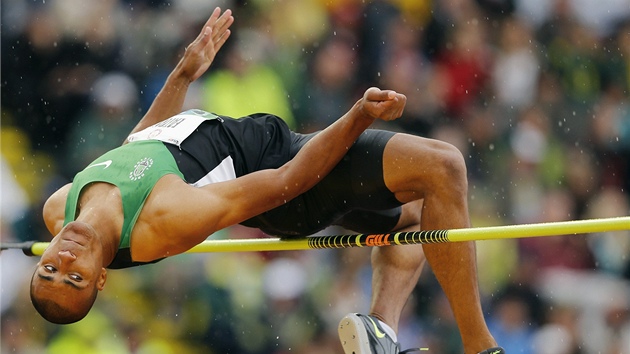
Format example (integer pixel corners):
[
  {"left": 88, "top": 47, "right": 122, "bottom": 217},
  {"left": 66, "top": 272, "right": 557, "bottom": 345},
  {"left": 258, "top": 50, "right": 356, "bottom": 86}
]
[{"left": 357, "top": 87, "right": 407, "bottom": 122}]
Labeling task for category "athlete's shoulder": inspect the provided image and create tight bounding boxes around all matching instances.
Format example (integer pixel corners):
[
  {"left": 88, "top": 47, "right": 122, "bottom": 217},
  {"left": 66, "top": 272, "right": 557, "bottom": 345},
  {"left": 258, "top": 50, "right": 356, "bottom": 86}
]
[{"left": 42, "top": 183, "right": 72, "bottom": 236}]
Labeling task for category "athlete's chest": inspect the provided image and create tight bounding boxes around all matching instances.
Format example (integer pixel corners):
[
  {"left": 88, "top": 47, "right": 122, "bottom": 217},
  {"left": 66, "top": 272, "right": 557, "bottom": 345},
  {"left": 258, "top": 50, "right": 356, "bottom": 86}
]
[{"left": 78, "top": 183, "right": 125, "bottom": 225}]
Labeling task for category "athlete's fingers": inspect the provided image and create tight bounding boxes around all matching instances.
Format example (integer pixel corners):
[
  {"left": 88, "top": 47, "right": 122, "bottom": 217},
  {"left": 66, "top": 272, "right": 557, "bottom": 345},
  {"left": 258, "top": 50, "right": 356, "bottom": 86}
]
[
  {"left": 386, "top": 93, "right": 405, "bottom": 118},
  {"left": 358, "top": 87, "right": 406, "bottom": 121},
  {"left": 379, "top": 93, "right": 406, "bottom": 121},
  {"left": 212, "top": 9, "right": 234, "bottom": 43},
  {"left": 199, "top": 27, "right": 213, "bottom": 48},
  {"left": 201, "top": 7, "right": 222, "bottom": 34},
  {"left": 214, "top": 29, "right": 232, "bottom": 53},
  {"left": 212, "top": 10, "right": 233, "bottom": 51},
  {"left": 190, "top": 8, "right": 232, "bottom": 51},
  {"left": 186, "top": 20, "right": 213, "bottom": 52},
  {"left": 364, "top": 87, "right": 397, "bottom": 103},
  {"left": 393, "top": 93, "right": 406, "bottom": 118},
  {"left": 189, "top": 9, "right": 233, "bottom": 52}
]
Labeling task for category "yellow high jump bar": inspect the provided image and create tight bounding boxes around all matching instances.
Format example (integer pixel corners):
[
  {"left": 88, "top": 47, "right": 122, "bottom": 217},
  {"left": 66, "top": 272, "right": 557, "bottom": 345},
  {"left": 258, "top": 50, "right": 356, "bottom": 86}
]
[{"left": 3, "top": 216, "right": 628, "bottom": 257}]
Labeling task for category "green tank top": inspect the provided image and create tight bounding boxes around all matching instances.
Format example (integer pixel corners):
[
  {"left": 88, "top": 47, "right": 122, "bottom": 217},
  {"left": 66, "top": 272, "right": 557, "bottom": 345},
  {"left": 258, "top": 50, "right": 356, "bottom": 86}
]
[{"left": 64, "top": 140, "right": 184, "bottom": 267}]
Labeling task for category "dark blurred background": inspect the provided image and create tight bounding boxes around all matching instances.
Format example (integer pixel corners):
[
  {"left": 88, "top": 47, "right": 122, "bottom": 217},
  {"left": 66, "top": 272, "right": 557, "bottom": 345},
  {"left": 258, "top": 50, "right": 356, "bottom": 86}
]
[{"left": 2, "top": 0, "right": 630, "bottom": 353}]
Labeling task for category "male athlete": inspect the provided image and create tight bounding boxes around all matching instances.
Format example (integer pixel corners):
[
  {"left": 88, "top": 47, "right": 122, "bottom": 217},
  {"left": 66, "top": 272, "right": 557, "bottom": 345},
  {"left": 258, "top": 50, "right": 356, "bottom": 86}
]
[{"left": 30, "top": 7, "right": 504, "bottom": 354}]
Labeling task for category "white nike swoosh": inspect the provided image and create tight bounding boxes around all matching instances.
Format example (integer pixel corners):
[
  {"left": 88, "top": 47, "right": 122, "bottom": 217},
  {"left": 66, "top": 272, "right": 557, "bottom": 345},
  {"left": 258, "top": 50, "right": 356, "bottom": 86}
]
[
  {"left": 366, "top": 317, "right": 386, "bottom": 339},
  {"left": 86, "top": 160, "right": 112, "bottom": 169}
]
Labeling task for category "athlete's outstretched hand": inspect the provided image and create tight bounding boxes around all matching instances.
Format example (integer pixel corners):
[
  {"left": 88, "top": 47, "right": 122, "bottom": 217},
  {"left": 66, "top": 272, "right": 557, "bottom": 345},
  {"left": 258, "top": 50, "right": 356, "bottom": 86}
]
[
  {"left": 125, "top": 7, "right": 233, "bottom": 141},
  {"left": 178, "top": 7, "right": 234, "bottom": 83},
  {"left": 357, "top": 87, "right": 407, "bottom": 122}
]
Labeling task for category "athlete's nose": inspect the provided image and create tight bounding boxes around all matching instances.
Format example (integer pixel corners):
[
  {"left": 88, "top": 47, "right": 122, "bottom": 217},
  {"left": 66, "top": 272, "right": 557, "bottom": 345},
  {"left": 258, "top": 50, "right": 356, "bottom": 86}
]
[{"left": 58, "top": 250, "right": 77, "bottom": 261}]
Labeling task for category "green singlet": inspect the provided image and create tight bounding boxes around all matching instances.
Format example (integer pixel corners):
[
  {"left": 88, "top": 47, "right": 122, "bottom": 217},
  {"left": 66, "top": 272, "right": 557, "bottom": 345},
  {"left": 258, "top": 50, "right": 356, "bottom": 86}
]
[{"left": 64, "top": 140, "right": 184, "bottom": 268}]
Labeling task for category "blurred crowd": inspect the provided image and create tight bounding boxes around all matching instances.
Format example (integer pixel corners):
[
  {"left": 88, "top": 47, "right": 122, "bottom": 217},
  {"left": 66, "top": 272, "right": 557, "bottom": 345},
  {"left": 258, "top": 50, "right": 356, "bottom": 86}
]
[{"left": 2, "top": 0, "right": 630, "bottom": 353}]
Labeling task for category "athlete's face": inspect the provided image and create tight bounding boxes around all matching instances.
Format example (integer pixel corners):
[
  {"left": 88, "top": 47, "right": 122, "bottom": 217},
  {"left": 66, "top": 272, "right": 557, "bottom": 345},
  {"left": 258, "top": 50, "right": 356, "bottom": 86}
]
[{"left": 31, "top": 222, "right": 107, "bottom": 312}]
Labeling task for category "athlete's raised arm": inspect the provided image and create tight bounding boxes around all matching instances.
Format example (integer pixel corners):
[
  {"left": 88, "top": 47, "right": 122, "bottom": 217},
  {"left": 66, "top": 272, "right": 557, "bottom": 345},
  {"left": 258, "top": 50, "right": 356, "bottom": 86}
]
[{"left": 124, "top": 7, "right": 233, "bottom": 142}]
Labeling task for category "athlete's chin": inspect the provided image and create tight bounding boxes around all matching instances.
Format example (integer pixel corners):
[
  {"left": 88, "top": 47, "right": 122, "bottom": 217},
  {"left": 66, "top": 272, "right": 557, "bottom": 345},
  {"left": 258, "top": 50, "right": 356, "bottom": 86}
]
[{"left": 60, "top": 222, "right": 100, "bottom": 247}]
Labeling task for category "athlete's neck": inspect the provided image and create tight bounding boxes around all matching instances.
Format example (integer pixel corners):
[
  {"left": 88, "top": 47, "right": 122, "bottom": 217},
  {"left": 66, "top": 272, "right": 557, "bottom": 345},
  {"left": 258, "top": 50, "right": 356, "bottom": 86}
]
[{"left": 75, "top": 183, "right": 123, "bottom": 266}]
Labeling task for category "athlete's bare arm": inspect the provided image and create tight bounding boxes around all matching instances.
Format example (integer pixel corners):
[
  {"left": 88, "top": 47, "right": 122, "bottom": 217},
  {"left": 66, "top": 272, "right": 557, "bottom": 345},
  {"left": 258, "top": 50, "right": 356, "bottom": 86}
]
[
  {"left": 125, "top": 7, "right": 234, "bottom": 141},
  {"left": 131, "top": 88, "right": 407, "bottom": 261}
]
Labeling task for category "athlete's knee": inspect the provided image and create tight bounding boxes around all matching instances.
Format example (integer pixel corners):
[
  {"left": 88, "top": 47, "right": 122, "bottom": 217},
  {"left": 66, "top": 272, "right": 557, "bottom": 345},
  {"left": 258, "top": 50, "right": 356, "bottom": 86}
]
[
  {"left": 384, "top": 134, "right": 468, "bottom": 199},
  {"left": 429, "top": 140, "right": 468, "bottom": 193}
]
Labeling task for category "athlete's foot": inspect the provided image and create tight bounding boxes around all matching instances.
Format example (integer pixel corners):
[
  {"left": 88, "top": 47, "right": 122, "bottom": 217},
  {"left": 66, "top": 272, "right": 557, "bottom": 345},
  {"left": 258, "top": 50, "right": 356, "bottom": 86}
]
[{"left": 338, "top": 313, "right": 421, "bottom": 354}]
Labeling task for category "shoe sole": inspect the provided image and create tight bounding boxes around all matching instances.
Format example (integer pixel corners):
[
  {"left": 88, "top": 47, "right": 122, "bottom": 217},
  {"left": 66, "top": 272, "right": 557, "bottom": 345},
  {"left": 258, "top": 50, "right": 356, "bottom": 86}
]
[{"left": 338, "top": 313, "right": 372, "bottom": 354}]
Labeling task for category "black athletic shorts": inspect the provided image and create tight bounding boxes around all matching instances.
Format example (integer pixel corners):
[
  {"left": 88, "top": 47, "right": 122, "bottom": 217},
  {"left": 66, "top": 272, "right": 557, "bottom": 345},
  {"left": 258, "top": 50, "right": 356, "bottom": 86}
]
[{"left": 165, "top": 114, "right": 403, "bottom": 237}]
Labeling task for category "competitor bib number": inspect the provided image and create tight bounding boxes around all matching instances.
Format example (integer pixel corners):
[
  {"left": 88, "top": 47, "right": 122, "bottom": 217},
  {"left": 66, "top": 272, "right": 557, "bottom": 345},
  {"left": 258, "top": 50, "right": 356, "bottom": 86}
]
[{"left": 127, "top": 109, "right": 221, "bottom": 146}]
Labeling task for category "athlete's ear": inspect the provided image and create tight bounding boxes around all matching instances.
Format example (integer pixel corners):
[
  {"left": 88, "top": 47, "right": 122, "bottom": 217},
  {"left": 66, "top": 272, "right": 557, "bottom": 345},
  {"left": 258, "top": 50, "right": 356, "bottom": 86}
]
[{"left": 97, "top": 268, "right": 107, "bottom": 291}]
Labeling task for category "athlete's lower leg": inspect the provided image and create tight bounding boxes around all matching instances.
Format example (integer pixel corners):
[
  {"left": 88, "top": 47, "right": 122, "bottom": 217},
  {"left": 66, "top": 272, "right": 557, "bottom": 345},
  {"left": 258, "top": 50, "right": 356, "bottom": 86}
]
[
  {"left": 346, "top": 204, "right": 426, "bottom": 354},
  {"left": 420, "top": 152, "right": 495, "bottom": 352},
  {"left": 369, "top": 225, "right": 425, "bottom": 333},
  {"left": 383, "top": 134, "right": 497, "bottom": 353}
]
